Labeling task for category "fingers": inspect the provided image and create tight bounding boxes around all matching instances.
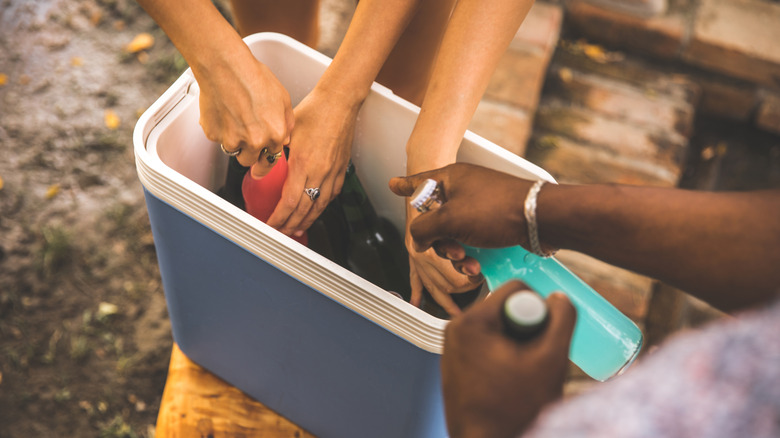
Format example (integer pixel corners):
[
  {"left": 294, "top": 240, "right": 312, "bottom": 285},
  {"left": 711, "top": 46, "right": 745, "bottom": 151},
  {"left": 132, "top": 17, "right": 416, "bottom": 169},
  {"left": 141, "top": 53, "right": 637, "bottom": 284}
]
[
  {"left": 467, "top": 280, "right": 530, "bottom": 322},
  {"left": 451, "top": 257, "right": 481, "bottom": 277},
  {"left": 279, "top": 183, "right": 323, "bottom": 235},
  {"left": 284, "top": 97, "right": 295, "bottom": 146},
  {"left": 432, "top": 239, "right": 466, "bottom": 261},
  {"left": 267, "top": 166, "right": 307, "bottom": 230},
  {"left": 418, "top": 267, "right": 463, "bottom": 317},
  {"left": 411, "top": 248, "right": 483, "bottom": 317},
  {"left": 409, "top": 262, "right": 424, "bottom": 308},
  {"left": 294, "top": 176, "right": 339, "bottom": 234},
  {"left": 234, "top": 105, "right": 292, "bottom": 167},
  {"left": 408, "top": 204, "right": 458, "bottom": 251},
  {"left": 388, "top": 171, "right": 439, "bottom": 197}
]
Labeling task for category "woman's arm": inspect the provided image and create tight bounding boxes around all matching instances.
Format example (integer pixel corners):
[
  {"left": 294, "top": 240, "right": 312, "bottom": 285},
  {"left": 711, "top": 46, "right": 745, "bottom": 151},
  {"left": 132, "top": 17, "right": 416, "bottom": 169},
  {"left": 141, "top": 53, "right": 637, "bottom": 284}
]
[
  {"left": 402, "top": 0, "right": 536, "bottom": 314},
  {"left": 266, "top": 0, "right": 424, "bottom": 236},
  {"left": 136, "top": 0, "right": 294, "bottom": 170},
  {"left": 406, "top": 0, "right": 536, "bottom": 173}
]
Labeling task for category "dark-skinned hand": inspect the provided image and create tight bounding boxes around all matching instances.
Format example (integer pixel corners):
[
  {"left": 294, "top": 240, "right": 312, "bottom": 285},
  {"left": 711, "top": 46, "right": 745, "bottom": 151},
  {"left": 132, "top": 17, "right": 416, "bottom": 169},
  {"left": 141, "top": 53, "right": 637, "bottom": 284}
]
[
  {"left": 389, "top": 163, "right": 555, "bottom": 278},
  {"left": 442, "top": 280, "right": 576, "bottom": 438}
]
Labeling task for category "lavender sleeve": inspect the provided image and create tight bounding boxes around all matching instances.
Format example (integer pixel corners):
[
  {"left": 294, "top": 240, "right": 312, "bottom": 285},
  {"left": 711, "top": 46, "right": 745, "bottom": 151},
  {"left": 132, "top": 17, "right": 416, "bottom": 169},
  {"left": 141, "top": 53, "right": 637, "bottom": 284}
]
[{"left": 523, "top": 299, "right": 780, "bottom": 438}]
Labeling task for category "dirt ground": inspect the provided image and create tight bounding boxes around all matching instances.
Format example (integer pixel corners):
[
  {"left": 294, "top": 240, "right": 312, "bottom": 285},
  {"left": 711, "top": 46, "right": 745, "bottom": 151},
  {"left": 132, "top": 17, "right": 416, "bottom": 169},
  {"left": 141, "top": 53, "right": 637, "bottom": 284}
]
[
  {"left": 0, "top": 0, "right": 183, "bottom": 435},
  {"left": 0, "top": 0, "right": 354, "bottom": 436},
  {"left": 3, "top": 0, "right": 779, "bottom": 436}
]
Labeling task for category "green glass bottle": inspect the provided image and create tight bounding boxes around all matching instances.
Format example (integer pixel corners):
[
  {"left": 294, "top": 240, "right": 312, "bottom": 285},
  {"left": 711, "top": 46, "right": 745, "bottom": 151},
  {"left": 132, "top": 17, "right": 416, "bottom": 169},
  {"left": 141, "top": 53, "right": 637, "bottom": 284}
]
[
  {"left": 338, "top": 163, "right": 412, "bottom": 301},
  {"left": 307, "top": 196, "right": 350, "bottom": 269}
]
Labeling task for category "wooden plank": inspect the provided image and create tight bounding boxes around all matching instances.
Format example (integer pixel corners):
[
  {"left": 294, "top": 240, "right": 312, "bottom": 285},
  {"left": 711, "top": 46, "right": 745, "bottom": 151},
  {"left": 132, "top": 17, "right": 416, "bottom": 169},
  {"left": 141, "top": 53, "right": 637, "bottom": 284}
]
[{"left": 156, "top": 344, "right": 316, "bottom": 437}]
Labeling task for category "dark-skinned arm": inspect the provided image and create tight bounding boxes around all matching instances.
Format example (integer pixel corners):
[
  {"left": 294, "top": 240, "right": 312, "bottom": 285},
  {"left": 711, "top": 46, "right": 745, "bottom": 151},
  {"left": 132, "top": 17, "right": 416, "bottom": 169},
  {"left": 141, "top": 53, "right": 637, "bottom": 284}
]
[{"left": 390, "top": 163, "right": 780, "bottom": 312}]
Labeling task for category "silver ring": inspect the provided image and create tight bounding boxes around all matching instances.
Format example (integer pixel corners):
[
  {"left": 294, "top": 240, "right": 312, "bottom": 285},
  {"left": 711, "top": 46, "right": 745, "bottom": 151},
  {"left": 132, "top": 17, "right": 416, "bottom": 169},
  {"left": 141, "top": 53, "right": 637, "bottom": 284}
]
[
  {"left": 220, "top": 143, "right": 241, "bottom": 157},
  {"left": 304, "top": 187, "right": 320, "bottom": 201}
]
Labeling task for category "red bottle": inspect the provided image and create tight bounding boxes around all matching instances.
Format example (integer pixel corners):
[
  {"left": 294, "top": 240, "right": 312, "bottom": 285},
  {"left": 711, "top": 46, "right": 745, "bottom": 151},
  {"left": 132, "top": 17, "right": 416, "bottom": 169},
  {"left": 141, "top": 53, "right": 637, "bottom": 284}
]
[{"left": 242, "top": 152, "right": 308, "bottom": 245}]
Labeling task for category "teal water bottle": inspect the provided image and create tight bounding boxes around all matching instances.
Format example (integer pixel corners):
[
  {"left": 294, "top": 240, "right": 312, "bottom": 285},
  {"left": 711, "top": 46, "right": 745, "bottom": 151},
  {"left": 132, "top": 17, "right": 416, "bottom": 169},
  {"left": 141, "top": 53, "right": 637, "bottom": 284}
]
[{"left": 410, "top": 179, "right": 642, "bottom": 381}]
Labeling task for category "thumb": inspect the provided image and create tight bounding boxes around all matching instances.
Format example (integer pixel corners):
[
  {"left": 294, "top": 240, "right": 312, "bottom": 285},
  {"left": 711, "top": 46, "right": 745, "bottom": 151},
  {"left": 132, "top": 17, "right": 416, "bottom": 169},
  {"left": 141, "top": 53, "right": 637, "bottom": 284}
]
[{"left": 388, "top": 170, "right": 439, "bottom": 197}]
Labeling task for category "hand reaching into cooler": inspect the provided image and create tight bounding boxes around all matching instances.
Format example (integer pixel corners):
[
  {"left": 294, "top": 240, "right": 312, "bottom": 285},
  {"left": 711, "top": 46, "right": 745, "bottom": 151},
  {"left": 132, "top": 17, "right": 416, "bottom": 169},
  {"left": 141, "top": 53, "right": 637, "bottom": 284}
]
[
  {"left": 391, "top": 164, "right": 554, "bottom": 285},
  {"left": 266, "top": 86, "right": 359, "bottom": 238}
]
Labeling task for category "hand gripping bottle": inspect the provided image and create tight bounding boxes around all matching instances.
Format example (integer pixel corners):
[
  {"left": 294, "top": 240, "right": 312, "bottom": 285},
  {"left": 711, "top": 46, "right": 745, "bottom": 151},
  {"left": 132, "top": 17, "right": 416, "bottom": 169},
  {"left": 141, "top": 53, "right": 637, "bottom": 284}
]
[
  {"left": 410, "top": 178, "right": 642, "bottom": 381},
  {"left": 242, "top": 151, "right": 307, "bottom": 246}
]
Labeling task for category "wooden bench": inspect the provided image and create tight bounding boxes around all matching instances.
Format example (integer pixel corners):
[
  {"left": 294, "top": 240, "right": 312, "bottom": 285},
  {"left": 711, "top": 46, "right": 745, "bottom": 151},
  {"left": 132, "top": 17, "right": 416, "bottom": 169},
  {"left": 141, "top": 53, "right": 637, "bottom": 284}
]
[{"left": 156, "top": 344, "right": 316, "bottom": 437}]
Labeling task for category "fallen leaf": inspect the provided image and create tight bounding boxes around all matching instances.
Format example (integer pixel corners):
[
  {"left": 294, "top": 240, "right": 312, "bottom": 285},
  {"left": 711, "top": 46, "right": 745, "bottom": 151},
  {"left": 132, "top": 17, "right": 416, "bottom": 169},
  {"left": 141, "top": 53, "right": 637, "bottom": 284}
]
[
  {"left": 0, "top": 73, "right": 7, "bottom": 86},
  {"left": 71, "top": 56, "right": 84, "bottom": 67},
  {"left": 0, "top": 174, "right": 4, "bottom": 190},
  {"left": 535, "top": 135, "right": 560, "bottom": 150},
  {"left": 558, "top": 67, "right": 573, "bottom": 83},
  {"left": 90, "top": 10, "right": 102, "bottom": 26},
  {"left": 701, "top": 146, "right": 715, "bottom": 161},
  {"left": 97, "top": 302, "right": 119, "bottom": 319},
  {"left": 104, "top": 109, "right": 120, "bottom": 130},
  {"left": 18, "top": 74, "right": 30, "bottom": 85},
  {"left": 45, "top": 184, "right": 60, "bottom": 199},
  {"left": 583, "top": 44, "right": 608, "bottom": 62},
  {"left": 136, "top": 51, "right": 149, "bottom": 64},
  {"left": 78, "top": 400, "right": 94, "bottom": 413},
  {"left": 716, "top": 142, "right": 728, "bottom": 157},
  {"left": 125, "top": 33, "right": 154, "bottom": 53}
]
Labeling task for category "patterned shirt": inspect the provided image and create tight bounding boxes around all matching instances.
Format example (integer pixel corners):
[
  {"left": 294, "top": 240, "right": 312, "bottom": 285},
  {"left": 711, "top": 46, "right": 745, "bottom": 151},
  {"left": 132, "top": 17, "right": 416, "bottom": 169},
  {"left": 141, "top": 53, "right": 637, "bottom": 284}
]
[{"left": 524, "top": 298, "right": 780, "bottom": 438}]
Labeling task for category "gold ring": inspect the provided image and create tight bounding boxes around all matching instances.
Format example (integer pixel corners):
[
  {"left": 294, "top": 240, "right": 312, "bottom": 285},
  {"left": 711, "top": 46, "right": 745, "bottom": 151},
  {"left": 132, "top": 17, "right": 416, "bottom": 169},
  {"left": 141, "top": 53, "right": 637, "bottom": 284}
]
[
  {"left": 260, "top": 147, "right": 284, "bottom": 164},
  {"left": 266, "top": 150, "right": 283, "bottom": 164}
]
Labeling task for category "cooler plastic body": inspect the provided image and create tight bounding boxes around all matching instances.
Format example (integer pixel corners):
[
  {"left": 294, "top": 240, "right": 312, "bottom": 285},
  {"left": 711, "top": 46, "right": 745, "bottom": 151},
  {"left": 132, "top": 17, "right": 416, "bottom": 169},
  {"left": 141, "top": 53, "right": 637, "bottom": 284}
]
[{"left": 134, "top": 33, "right": 554, "bottom": 438}]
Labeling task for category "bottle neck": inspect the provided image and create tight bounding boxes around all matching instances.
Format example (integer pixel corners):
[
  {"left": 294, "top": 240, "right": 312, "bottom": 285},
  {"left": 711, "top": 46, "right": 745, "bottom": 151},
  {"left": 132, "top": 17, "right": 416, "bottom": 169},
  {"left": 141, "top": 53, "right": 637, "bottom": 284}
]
[{"left": 339, "top": 163, "right": 378, "bottom": 231}]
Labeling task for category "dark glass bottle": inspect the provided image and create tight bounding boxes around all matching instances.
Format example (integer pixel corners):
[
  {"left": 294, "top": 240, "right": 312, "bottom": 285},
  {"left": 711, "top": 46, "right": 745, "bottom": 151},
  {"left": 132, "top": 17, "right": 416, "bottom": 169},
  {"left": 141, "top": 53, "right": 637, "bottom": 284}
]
[
  {"left": 307, "top": 196, "right": 350, "bottom": 269},
  {"left": 217, "top": 156, "right": 250, "bottom": 210},
  {"left": 338, "top": 163, "right": 412, "bottom": 301},
  {"left": 420, "top": 286, "right": 484, "bottom": 320}
]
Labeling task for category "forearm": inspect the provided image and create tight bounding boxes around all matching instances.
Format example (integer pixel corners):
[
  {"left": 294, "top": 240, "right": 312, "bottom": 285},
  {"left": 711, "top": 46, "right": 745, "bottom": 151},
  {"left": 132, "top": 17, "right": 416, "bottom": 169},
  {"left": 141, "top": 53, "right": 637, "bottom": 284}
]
[
  {"left": 538, "top": 185, "right": 780, "bottom": 311},
  {"left": 136, "top": 0, "right": 250, "bottom": 77},
  {"left": 316, "top": 0, "right": 422, "bottom": 105},
  {"left": 406, "top": 0, "right": 535, "bottom": 173}
]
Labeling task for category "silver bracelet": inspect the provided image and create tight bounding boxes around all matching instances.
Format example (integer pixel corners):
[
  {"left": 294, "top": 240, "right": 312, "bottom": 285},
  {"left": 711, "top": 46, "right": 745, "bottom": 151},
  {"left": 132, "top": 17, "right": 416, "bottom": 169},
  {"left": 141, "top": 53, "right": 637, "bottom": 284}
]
[{"left": 524, "top": 180, "right": 555, "bottom": 257}]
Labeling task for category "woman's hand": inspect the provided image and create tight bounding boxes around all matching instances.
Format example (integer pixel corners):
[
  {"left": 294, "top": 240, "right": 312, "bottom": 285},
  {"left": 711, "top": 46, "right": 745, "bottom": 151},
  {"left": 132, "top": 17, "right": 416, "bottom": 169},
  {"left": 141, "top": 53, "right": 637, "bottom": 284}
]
[
  {"left": 406, "top": 204, "right": 484, "bottom": 316},
  {"left": 266, "top": 86, "right": 360, "bottom": 236},
  {"left": 195, "top": 47, "right": 295, "bottom": 172}
]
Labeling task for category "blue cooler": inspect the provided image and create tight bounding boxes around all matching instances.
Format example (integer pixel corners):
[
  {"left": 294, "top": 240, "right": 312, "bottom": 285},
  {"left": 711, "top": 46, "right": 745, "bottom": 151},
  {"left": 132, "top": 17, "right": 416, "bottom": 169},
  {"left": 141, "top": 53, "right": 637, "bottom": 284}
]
[{"left": 133, "top": 33, "right": 555, "bottom": 438}]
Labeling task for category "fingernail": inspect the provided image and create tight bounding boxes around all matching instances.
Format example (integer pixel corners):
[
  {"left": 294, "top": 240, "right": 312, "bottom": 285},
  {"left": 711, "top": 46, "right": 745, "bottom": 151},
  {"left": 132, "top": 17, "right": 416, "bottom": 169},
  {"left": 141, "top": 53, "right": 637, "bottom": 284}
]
[{"left": 294, "top": 230, "right": 304, "bottom": 237}]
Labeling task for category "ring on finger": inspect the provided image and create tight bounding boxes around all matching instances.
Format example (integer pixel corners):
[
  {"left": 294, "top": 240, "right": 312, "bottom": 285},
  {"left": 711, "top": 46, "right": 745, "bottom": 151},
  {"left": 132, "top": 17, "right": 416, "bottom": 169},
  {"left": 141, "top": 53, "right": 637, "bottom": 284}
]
[
  {"left": 304, "top": 187, "right": 320, "bottom": 201},
  {"left": 260, "top": 147, "right": 284, "bottom": 164},
  {"left": 220, "top": 143, "right": 241, "bottom": 157}
]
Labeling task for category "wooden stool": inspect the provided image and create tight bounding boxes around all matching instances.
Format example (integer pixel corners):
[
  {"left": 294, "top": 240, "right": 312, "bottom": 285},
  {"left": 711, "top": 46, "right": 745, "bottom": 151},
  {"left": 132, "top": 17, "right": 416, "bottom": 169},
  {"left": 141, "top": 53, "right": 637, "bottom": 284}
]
[{"left": 156, "top": 344, "right": 316, "bottom": 437}]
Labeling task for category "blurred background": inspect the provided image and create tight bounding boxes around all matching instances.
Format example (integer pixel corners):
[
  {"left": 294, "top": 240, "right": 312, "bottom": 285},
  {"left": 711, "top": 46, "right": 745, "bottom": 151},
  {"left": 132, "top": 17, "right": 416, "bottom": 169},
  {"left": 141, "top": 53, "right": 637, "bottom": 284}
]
[{"left": 1, "top": 0, "right": 779, "bottom": 436}]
